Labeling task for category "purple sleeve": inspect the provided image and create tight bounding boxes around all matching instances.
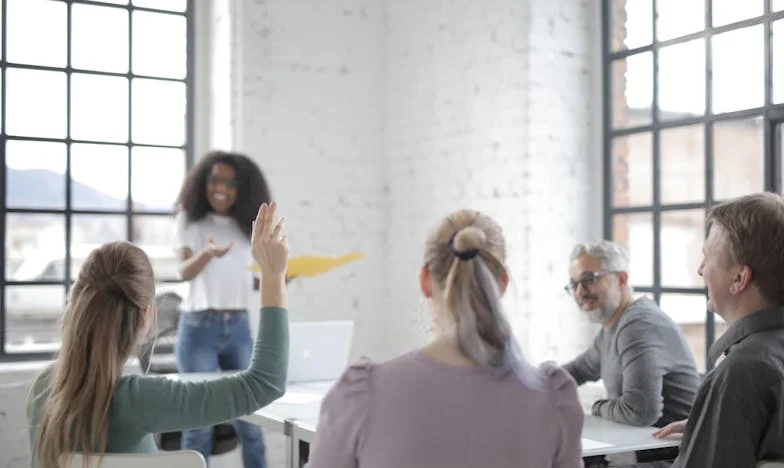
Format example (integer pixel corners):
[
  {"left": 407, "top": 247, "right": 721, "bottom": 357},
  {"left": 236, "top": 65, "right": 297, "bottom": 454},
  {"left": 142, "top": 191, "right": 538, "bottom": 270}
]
[
  {"left": 304, "top": 358, "right": 375, "bottom": 468},
  {"left": 541, "top": 362, "right": 584, "bottom": 468}
]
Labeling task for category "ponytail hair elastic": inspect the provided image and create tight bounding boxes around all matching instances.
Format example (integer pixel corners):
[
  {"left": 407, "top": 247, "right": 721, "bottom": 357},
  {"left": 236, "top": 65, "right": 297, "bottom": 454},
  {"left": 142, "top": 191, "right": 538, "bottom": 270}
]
[{"left": 447, "top": 231, "right": 480, "bottom": 261}]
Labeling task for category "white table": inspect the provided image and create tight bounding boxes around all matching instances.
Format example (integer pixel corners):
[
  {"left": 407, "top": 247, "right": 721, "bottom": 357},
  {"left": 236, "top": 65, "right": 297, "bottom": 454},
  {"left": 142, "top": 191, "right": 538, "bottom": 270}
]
[{"left": 162, "top": 372, "right": 333, "bottom": 467}]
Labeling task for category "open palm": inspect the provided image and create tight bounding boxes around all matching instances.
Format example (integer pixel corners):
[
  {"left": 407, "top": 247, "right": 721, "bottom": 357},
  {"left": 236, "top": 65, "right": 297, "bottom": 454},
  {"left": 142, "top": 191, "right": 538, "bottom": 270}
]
[{"left": 251, "top": 202, "right": 288, "bottom": 278}]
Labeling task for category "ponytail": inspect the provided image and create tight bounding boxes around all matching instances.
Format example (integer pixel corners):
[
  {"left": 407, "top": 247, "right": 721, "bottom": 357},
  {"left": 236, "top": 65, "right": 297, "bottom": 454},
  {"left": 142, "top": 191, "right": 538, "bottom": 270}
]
[{"left": 442, "top": 227, "right": 543, "bottom": 389}]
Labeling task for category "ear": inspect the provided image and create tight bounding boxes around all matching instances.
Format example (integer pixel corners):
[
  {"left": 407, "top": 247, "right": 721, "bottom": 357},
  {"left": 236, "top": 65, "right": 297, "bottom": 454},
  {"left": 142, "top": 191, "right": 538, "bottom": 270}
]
[
  {"left": 730, "top": 265, "right": 753, "bottom": 295},
  {"left": 498, "top": 271, "right": 509, "bottom": 296},
  {"left": 616, "top": 271, "right": 629, "bottom": 288},
  {"left": 419, "top": 264, "right": 433, "bottom": 298}
]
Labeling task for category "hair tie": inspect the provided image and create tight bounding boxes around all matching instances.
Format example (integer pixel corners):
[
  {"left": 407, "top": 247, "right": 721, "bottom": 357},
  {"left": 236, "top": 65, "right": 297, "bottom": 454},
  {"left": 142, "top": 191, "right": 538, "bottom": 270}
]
[{"left": 447, "top": 231, "right": 480, "bottom": 261}]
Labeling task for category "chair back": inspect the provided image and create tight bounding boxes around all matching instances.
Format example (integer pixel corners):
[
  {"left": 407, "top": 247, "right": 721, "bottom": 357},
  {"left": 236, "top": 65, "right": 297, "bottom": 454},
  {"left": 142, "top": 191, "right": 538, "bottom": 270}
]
[
  {"left": 60, "top": 450, "right": 206, "bottom": 468},
  {"left": 0, "top": 380, "right": 35, "bottom": 465}
]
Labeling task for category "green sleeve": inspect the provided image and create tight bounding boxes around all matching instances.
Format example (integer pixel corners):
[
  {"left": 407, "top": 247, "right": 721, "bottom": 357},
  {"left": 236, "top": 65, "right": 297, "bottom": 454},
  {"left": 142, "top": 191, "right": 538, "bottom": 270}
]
[{"left": 117, "top": 307, "right": 289, "bottom": 434}]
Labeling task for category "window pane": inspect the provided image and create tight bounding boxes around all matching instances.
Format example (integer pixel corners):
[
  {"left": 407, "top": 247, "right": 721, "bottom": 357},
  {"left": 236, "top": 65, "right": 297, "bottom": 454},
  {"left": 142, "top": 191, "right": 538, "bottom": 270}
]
[
  {"left": 86, "top": 0, "right": 129, "bottom": 5},
  {"left": 656, "top": 0, "right": 705, "bottom": 41},
  {"left": 5, "top": 285, "right": 66, "bottom": 354},
  {"left": 660, "top": 124, "right": 705, "bottom": 204},
  {"left": 133, "top": 215, "right": 183, "bottom": 281},
  {"left": 6, "top": 68, "right": 67, "bottom": 138},
  {"left": 5, "top": 141, "right": 67, "bottom": 209},
  {"left": 72, "top": 3, "right": 129, "bottom": 73},
  {"left": 131, "top": 147, "right": 185, "bottom": 211},
  {"left": 6, "top": 0, "right": 66, "bottom": 67},
  {"left": 132, "top": 0, "right": 187, "bottom": 12},
  {"left": 774, "top": 0, "right": 784, "bottom": 11},
  {"left": 775, "top": 20, "right": 783, "bottom": 104},
  {"left": 612, "top": 133, "right": 652, "bottom": 207},
  {"left": 132, "top": 11, "right": 187, "bottom": 79},
  {"left": 71, "top": 143, "right": 129, "bottom": 211},
  {"left": 6, "top": 213, "right": 66, "bottom": 282},
  {"left": 711, "top": 0, "right": 763, "bottom": 27},
  {"left": 712, "top": 26, "right": 764, "bottom": 113},
  {"left": 72, "top": 215, "right": 128, "bottom": 259},
  {"left": 715, "top": 117, "right": 764, "bottom": 200},
  {"left": 610, "top": 0, "right": 653, "bottom": 51},
  {"left": 659, "top": 293, "right": 708, "bottom": 371},
  {"left": 661, "top": 209, "right": 705, "bottom": 288},
  {"left": 71, "top": 74, "right": 129, "bottom": 142},
  {"left": 612, "top": 53, "right": 653, "bottom": 128},
  {"left": 613, "top": 213, "right": 654, "bottom": 287},
  {"left": 658, "top": 40, "right": 705, "bottom": 121},
  {"left": 132, "top": 79, "right": 186, "bottom": 145}
]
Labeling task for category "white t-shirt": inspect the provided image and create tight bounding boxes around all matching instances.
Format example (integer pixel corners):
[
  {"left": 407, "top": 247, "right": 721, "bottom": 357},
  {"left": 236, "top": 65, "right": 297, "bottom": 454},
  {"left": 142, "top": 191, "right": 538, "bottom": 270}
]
[{"left": 171, "top": 211, "right": 253, "bottom": 312}]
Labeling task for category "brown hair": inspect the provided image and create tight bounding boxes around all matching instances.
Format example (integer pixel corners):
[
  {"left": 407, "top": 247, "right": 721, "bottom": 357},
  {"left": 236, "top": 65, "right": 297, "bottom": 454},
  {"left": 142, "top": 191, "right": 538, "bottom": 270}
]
[
  {"left": 425, "top": 209, "right": 541, "bottom": 387},
  {"left": 707, "top": 192, "right": 784, "bottom": 305},
  {"left": 31, "top": 241, "right": 157, "bottom": 468}
]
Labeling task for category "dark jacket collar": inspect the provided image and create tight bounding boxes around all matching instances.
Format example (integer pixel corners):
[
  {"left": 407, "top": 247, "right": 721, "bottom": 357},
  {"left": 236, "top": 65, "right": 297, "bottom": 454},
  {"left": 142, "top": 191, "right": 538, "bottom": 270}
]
[{"left": 709, "top": 307, "right": 784, "bottom": 367}]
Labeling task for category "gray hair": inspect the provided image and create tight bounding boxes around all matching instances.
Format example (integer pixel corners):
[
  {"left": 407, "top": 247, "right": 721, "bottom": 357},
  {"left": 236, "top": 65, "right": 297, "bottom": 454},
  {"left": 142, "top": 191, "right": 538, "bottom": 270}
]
[{"left": 570, "top": 240, "right": 631, "bottom": 273}]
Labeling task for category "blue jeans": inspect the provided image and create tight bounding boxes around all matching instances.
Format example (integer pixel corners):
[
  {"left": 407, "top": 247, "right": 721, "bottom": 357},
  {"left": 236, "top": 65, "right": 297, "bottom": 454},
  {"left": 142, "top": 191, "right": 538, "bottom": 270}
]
[{"left": 175, "top": 309, "right": 266, "bottom": 468}]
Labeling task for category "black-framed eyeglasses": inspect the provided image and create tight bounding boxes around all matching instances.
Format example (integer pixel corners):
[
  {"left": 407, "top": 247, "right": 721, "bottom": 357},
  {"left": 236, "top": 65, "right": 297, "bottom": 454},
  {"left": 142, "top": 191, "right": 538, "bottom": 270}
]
[
  {"left": 207, "top": 175, "right": 239, "bottom": 189},
  {"left": 563, "top": 271, "right": 617, "bottom": 295}
]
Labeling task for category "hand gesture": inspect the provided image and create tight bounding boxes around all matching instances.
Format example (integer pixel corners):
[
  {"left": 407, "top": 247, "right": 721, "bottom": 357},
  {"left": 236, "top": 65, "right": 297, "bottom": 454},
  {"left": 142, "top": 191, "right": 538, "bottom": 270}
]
[
  {"left": 251, "top": 202, "right": 288, "bottom": 278},
  {"left": 205, "top": 237, "right": 233, "bottom": 258},
  {"left": 652, "top": 419, "right": 687, "bottom": 439}
]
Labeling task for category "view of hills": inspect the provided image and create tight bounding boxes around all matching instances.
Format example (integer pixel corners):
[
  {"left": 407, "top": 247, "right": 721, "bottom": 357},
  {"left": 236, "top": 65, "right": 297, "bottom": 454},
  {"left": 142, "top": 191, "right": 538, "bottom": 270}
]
[{"left": 6, "top": 168, "right": 170, "bottom": 211}]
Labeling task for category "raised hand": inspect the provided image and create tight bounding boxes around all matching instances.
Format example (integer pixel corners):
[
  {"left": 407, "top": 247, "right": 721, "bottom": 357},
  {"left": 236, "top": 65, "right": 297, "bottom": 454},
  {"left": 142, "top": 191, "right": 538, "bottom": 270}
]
[
  {"left": 251, "top": 202, "right": 288, "bottom": 279},
  {"left": 205, "top": 237, "right": 233, "bottom": 258},
  {"left": 652, "top": 419, "right": 687, "bottom": 439}
]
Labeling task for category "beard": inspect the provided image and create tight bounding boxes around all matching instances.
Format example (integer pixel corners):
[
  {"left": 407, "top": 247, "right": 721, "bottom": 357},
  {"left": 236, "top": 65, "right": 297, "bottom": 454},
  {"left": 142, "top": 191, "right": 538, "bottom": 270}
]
[{"left": 583, "top": 286, "right": 622, "bottom": 324}]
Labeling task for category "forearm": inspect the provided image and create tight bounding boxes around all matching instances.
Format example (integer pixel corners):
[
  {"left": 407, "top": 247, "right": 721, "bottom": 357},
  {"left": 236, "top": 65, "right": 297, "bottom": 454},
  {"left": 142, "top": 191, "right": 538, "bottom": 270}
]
[
  {"left": 592, "top": 369, "right": 663, "bottom": 426},
  {"left": 261, "top": 274, "right": 287, "bottom": 308},
  {"left": 179, "top": 249, "right": 212, "bottom": 281}
]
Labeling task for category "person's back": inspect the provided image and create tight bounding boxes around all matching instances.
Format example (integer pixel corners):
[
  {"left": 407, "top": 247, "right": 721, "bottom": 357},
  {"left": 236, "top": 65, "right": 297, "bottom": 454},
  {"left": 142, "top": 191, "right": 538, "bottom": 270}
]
[
  {"left": 304, "top": 209, "right": 583, "bottom": 468},
  {"left": 314, "top": 351, "right": 580, "bottom": 468}
]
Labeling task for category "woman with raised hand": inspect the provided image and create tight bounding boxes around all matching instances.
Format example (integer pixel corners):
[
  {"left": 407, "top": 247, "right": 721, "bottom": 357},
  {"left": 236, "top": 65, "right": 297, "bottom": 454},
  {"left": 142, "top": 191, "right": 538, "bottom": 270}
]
[
  {"left": 305, "top": 209, "right": 584, "bottom": 468},
  {"left": 27, "top": 202, "right": 290, "bottom": 468}
]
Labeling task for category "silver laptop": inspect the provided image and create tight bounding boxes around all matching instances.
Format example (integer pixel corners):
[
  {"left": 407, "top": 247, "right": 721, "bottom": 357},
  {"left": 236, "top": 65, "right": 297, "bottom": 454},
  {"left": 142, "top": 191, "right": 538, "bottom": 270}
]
[{"left": 287, "top": 320, "right": 354, "bottom": 384}]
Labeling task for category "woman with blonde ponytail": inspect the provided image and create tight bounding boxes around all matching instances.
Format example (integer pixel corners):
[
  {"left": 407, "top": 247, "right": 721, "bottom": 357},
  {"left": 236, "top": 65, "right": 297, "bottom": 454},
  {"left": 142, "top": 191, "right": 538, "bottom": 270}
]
[
  {"left": 27, "top": 202, "right": 290, "bottom": 468},
  {"left": 305, "top": 209, "right": 584, "bottom": 468}
]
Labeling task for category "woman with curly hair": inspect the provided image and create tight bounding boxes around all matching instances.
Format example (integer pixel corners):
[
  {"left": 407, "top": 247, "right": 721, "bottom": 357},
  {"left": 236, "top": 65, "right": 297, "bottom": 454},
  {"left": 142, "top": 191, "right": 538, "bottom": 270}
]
[{"left": 172, "top": 151, "right": 275, "bottom": 468}]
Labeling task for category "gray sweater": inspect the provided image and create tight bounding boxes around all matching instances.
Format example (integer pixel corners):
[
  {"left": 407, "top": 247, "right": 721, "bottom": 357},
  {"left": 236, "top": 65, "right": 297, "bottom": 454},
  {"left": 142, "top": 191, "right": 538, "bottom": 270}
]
[{"left": 564, "top": 297, "right": 700, "bottom": 427}]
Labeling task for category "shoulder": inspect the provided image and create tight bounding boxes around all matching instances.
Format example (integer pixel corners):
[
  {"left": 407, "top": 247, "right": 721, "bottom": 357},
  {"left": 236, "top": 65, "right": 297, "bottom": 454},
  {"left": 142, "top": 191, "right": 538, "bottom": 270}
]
[
  {"left": 538, "top": 361, "right": 579, "bottom": 404},
  {"left": 717, "top": 346, "right": 781, "bottom": 389},
  {"left": 328, "top": 357, "right": 376, "bottom": 396},
  {"left": 616, "top": 300, "right": 671, "bottom": 338},
  {"left": 320, "top": 358, "right": 376, "bottom": 416}
]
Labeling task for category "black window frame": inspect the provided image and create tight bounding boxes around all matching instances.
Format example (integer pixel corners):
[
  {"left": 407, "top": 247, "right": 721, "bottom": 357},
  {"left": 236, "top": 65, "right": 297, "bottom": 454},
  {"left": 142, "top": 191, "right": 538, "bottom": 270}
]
[
  {"left": 602, "top": 0, "right": 784, "bottom": 371},
  {"left": 0, "top": 0, "right": 195, "bottom": 362}
]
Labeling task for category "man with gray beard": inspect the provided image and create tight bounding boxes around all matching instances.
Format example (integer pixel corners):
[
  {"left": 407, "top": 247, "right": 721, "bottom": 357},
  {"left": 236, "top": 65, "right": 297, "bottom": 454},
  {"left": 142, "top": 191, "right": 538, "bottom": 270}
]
[{"left": 562, "top": 241, "right": 700, "bottom": 432}]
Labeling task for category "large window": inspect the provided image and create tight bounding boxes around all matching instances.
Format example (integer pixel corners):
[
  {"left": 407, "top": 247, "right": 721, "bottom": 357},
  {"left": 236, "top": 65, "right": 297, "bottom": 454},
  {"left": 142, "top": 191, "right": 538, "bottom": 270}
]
[
  {"left": 604, "top": 0, "right": 784, "bottom": 371},
  {"left": 0, "top": 0, "right": 193, "bottom": 360}
]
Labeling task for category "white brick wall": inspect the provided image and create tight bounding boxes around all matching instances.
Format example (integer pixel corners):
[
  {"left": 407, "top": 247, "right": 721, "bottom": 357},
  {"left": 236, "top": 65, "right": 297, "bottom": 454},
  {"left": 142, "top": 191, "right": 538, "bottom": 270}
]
[{"left": 197, "top": 1, "right": 603, "bottom": 465}]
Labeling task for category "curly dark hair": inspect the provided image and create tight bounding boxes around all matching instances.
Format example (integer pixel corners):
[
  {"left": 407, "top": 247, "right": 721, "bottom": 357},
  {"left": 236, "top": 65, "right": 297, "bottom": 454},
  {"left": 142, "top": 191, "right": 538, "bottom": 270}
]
[{"left": 175, "top": 151, "right": 272, "bottom": 239}]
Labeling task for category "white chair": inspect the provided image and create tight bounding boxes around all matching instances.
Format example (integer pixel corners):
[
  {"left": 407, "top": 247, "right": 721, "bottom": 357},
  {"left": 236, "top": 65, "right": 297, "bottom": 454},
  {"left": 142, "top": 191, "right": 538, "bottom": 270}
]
[
  {"left": 0, "top": 380, "right": 35, "bottom": 465},
  {"left": 758, "top": 462, "right": 784, "bottom": 468},
  {"left": 60, "top": 451, "right": 206, "bottom": 468}
]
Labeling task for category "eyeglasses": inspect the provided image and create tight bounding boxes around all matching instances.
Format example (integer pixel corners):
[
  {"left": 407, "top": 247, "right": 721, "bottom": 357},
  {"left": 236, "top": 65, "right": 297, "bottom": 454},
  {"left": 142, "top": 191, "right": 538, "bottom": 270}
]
[
  {"left": 207, "top": 175, "right": 239, "bottom": 189},
  {"left": 563, "top": 271, "right": 616, "bottom": 295}
]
